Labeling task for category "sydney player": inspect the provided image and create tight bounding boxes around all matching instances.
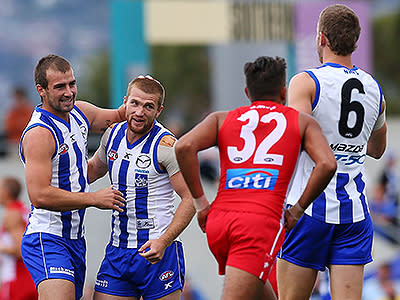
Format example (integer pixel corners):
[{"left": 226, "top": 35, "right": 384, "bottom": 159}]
[
  {"left": 175, "top": 56, "right": 337, "bottom": 300},
  {"left": 277, "top": 5, "right": 387, "bottom": 300},
  {"left": 88, "top": 75, "right": 195, "bottom": 300}
]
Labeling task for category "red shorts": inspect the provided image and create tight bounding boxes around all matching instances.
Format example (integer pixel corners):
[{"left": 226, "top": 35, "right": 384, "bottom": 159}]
[{"left": 206, "top": 208, "right": 285, "bottom": 283}]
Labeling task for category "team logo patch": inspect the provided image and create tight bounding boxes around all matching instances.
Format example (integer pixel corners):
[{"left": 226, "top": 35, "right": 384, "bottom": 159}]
[
  {"left": 58, "top": 143, "right": 69, "bottom": 155},
  {"left": 159, "top": 270, "right": 174, "bottom": 281},
  {"left": 108, "top": 149, "right": 118, "bottom": 161},
  {"left": 135, "top": 173, "right": 148, "bottom": 187},
  {"left": 136, "top": 154, "right": 151, "bottom": 169},
  {"left": 225, "top": 168, "right": 279, "bottom": 190}
]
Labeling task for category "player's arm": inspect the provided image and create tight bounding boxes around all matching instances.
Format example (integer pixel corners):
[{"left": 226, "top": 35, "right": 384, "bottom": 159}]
[
  {"left": 367, "top": 99, "right": 387, "bottom": 159},
  {"left": 22, "top": 127, "right": 125, "bottom": 212},
  {"left": 175, "top": 111, "right": 227, "bottom": 232},
  {"left": 175, "top": 111, "right": 224, "bottom": 199},
  {"left": 287, "top": 72, "right": 315, "bottom": 115},
  {"left": 285, "top": 114, "right": 337, "bottom": 231},
  {"left": 76, "top": 100, "right": 125, "bottom": 133},
  {"left": 88, "top": 127, "right": 112, "bottom": 183},
  {"left": 139, "top": 135, "right": 195, "bottom": 264},
  {"left": 0, "top": 209, "right": 26, "bottom": 258}
]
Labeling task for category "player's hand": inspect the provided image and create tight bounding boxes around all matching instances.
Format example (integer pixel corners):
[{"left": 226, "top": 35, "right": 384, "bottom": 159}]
[
  {"left": 283, "top": 206, "right": 302, "bottom": 232},
  {"left": 197, "top": 205, "right": 210, "bottom": 233},
  {"left": 138, "top": 238, "right": 169, "bottom": 264},
  {"left": 93, "top": 186, "right": 125, "bottom": 212}
]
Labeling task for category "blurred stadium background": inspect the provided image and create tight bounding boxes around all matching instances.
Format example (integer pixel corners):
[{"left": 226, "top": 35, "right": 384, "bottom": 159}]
[{"left": 0, "top": 0, "right": 400, "bottom": 299}]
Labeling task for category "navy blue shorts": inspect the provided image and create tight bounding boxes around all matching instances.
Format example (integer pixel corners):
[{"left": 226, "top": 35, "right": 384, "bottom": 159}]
[
  {"left": 21, "top": 232, "right": 86, "bottom": 300},
  {"left": 278, "top": 214, "right": 373, "bottom": 271},
  {"left": 94, "top": 241, "right": 185, "bottom": 299}
]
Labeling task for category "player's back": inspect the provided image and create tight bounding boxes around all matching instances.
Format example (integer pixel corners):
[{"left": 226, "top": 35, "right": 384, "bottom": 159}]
[
  {"left": 214, "top": 100, "right": 302, "bottom": 220},
  {"left": 291, "top": 63, "right": 383, "bottom": 224}
]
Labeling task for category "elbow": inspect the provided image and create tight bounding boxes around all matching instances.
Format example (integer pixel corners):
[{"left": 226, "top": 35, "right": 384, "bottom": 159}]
[
  {"left": 29, "top": 192, "right": 49, "bottom": 209},
  {"left": 175, "top": 140, "right": 194, "bottom": 159},
  {"left": 321, "top": 157, "right": 337, "bottom": 179},
  {"left": 31, "top": 198, "right": 45, "bottom": 209}
]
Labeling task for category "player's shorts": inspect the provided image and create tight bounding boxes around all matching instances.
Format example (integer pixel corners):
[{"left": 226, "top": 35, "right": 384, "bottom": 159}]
[
  {"left": 206, "top": 208, "right": 285, "bottom": 283},
  {"left": 21, "top": 232, "right": 86, "bottom": 300},
  {"left": 278, "top": 213, "right": 373, "bottom": 271},
  {"left": 94, "top": 241, "right": 185, "bottom": 299}
]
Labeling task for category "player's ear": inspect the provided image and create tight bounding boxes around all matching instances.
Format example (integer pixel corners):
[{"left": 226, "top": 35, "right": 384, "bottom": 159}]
[
  {"left": 279, "top": 85, "right": 287, "bottom": 105},
  {"left": 36, "top": 84, "right": 45, "bottom": 98},
  {"left": 319, "top": 32, "right": 328, "bottom": 47},
  {"left": 244, "top": 87, "right": 250, "bottom": 99}
]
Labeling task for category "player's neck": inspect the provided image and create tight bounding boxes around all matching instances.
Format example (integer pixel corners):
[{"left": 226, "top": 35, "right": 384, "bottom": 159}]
[
  {"left": 126, "top": 127, "right": 152, "bottom": 145},
  {"left": 322, "top": 52, "right": 353, "bottom": 69}
]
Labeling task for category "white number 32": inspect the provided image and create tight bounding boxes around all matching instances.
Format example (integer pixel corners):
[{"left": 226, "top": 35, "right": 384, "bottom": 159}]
[{"left": 227, "top": 110, "right": 286, "bottom": 165}]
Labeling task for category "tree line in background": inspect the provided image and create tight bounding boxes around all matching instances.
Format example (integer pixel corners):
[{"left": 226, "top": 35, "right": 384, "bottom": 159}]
[
  {"left": 78, "top": 10, "right": 400, "bottom": 133},
  {"left": 373, "top": 11, "right": 400, "bottom": 115}
]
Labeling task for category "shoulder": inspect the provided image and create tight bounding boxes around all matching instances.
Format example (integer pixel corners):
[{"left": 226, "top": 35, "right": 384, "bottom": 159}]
[
  {"left": 159, "top": 134, "right": 177, "bottom": 147},
  {"left": 289, "top": 71, "right": 315, "bottom": 87}
]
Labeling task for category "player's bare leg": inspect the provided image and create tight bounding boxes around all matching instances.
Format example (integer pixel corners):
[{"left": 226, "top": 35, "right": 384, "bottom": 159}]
[
  {"left": 329, "top": 264, "right": 364, "bottom": 300},
  {"left": 37, "top": 279, "right": 75, "bottom": 300},
  {"left": 277, "top": 259, "right": 318, "bottom": 300},
  {"left": 157, "top": 289, "right": 181, "bottom": 300},
  {"left": 93, "top": 291, "right": 138, "bottom": 300},
  {"left": 221, "top": 266, "right": 269, "bottom": 300},
  {"left": 262, "top": 280, "right": 277, "bottom": 300},
  {"left": 93, "top": 288, "right": 181, "bottom": 300}
]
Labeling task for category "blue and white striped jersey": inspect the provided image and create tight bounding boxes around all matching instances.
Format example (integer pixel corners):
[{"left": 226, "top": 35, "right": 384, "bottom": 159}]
[
  {"left": 20, "top": 105, "right": 90, "bottom": 239},
  {"left": 104, "top": 121, "right": 176, "bottom": 248},
  {"left": 287, "top": 63, "right": 383, "bottom": 224}
]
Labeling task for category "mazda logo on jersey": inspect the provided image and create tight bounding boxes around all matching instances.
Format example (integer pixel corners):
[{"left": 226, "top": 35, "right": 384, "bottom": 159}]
[
  {"left": 58, "top": 143, "right": 69, "bottom": 155},
  {"left": 136, "top": 154, "right": 151, "bottom": 169}
]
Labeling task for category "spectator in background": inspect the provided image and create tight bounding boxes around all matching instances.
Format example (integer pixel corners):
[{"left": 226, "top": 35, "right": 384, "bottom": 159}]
[
  {"left": 4, "top": 87, "right": 33, "bottom": 147},
  {"left": 370, "top": 151, "right": 400, "bottom": 244},
  {"left": 378, "top": 151, "right": 400, "bottom": 220},
  {"left": 363, "top": 262, "right": 400, "bottom": 300},
  {"left": 0, "top": 177, "right": 37, "bottom": 300},
  {"left": 181, "top": 279, "right": 207, "bottom": 300}
]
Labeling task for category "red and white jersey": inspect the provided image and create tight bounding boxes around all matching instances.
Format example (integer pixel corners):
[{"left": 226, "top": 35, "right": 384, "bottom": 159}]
[
  {"left": 213, "top": 100, "right": 302, "bottom": 221},
  {"left": 0, "top": 201, "right": 29, "bottom": 283}
]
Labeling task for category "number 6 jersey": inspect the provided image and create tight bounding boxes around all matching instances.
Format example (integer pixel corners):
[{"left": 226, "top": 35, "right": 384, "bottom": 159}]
[
  {"left": 213, "top": 100, "right": 302, "bottom": 221},
  {"left": 287, "top": 63, "right": 383, "bottom": 224}
]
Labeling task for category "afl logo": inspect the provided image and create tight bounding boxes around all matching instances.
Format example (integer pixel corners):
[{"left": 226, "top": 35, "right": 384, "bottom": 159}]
[
  {"left": 58, "top": 143, "right": 69, "bottom": 155},
  {"left": 136, "top": 154, "right": 151, "bottom": 169},
  {"left": 159, "top": 270, "right": 174, "bottom": 281},
  {"left": 108, "top": 150, "right": 118, "bottom": 161}
]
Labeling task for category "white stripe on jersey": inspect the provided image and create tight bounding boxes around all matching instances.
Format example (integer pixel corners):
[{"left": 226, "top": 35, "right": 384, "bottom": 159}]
[
  {"left": 105, "top": 121, "right": 176, "bottom": 248},
  {"left": 20, "top": 105, "right": 90, "bottom": 238},
  {"left": 287, "top": 63, "right": 382, "bottom": 224}
]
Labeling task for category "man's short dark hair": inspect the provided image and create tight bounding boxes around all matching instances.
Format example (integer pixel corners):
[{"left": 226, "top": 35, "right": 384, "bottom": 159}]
[{"left": 244, "top": 56, "right": 287, "bottom": 101}]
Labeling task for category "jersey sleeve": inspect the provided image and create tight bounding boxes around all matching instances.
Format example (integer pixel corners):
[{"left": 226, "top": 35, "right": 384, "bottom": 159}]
[{"left": 157, "top": 135, "right": 180, "bottom": 177}]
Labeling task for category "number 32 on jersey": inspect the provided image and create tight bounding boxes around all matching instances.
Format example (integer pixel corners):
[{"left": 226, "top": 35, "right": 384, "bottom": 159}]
[{"left": 227, "top": 109, "right": 286, "bottom": 166}]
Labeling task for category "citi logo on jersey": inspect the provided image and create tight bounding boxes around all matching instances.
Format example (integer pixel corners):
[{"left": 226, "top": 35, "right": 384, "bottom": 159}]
[{"left": 225, "top": 168, "right": 279, "bottom": 190}]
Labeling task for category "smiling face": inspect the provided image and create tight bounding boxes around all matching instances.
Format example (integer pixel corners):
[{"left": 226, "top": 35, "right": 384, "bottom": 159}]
[
  {"left": 124, "top": 86, "right": 163, "bottom": 141},
  {"left": 36, "top": 67, "right": 77, "bottom": 119}
]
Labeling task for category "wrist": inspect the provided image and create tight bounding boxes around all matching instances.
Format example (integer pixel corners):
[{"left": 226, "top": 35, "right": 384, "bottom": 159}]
[
  {"left": 288, "top": 202, "right": 305, "bottom": 220},
  {"left": 193, "top": 195, "right": 209, "bottom": 212}
]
